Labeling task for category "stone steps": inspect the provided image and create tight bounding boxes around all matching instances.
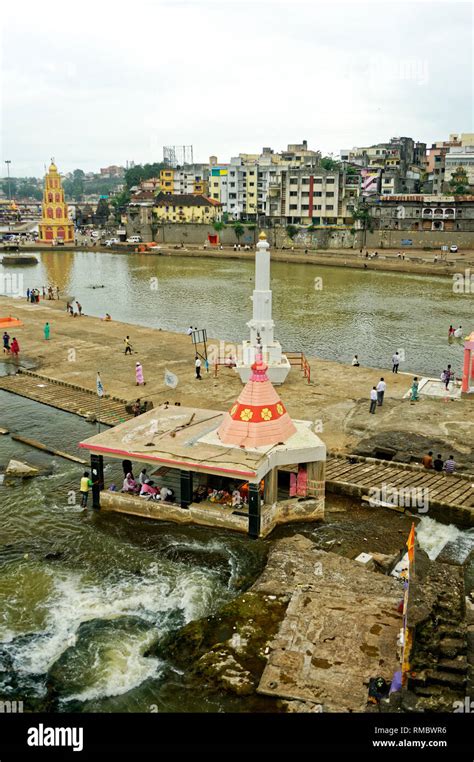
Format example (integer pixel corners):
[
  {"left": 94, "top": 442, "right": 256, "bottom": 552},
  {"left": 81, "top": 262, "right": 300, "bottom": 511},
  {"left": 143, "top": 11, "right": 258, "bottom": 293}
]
[{"left": 0, "top": 372, "right": 132, "bottom": 426}]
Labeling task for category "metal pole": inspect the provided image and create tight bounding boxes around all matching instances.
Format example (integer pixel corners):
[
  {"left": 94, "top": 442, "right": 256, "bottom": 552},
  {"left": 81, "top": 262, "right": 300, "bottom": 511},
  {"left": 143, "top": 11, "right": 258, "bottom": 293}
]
[{"left": 5, "top": 161, "right": 11, "bottom": 201}]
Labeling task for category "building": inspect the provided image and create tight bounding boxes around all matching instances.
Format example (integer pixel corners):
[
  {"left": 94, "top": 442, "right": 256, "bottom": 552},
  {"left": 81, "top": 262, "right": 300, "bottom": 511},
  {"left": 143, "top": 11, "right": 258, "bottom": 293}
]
[
  {"left": 159, "top": 165, "right": 209, "bottom": 196},
  {"left": 265, "top": 166, "right": 340, "bottom": 225},
  {"left": 38, "top": 161, "right": 74, "bottom": 244},
  {"left": 208, "top": 159, "right": 230, "bottom": 211},
  {"left": 153, "top": 192, "right": 221, "bottom": 223},
  {"left": 369, "top": 194, "right": 474, "bottom": 233},
  {"left": 100, "top": 165, "right": 125, "bottom": 178},
  {"left": 443, "top": 146, "right": 474, "bottom": 191}
]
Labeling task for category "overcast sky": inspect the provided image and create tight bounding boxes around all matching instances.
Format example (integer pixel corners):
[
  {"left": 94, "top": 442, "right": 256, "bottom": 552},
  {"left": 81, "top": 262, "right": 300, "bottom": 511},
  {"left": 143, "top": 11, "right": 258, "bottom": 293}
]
[{"left": 1, "top": 0, "right": 472, "bottom": 177}]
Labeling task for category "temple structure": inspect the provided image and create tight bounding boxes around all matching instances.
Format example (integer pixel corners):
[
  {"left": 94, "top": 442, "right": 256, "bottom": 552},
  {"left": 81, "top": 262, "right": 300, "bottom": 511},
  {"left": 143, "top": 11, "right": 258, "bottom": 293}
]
[
  {"left": 79, "top": 350, "right": 326, "bottom": 538},
  {"left": 234, "top": 231, "right": 291, "bottom": 384},
  {"left": 38, "top": 161, "right": 74, "bottom": 244},
  {"left": 461, "top": 331, "right": 474, "bottom": 395}
]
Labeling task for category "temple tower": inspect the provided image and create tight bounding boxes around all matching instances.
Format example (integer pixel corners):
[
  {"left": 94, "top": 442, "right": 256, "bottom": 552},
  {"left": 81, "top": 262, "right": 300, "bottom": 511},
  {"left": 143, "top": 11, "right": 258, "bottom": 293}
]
[
  {"left": 38, "top": 160, "right": 74, "bottom": 244},
  {"left": 234, "top": 231, "right": 291, "bottom": 384}
]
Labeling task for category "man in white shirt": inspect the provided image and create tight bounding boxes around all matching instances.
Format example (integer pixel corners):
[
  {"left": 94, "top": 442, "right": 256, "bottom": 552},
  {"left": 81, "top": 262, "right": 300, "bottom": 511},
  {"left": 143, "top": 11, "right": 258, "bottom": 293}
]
[
  {"left": 186, "top": 326, "right": 193, "bottom": 335},
  {"left": 376, "top": 378, "right": 386, "bottom": 406},
  {"left": 195, "top": 355, "right": 202, "bottom": 380},
  {"left": 370, "top": 387, "right": 377, "bottom": 414},
  {"left": 392, "top": 352, "right": 400, "bottom": 373},
  {"left": 139, "top": 468, "right": 150, "bottom": 486}
]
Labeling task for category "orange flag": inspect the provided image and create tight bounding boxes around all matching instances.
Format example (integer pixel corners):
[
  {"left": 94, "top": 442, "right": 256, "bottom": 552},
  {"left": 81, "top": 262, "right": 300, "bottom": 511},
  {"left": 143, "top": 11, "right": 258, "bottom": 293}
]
[{"left": 407, "top": 522, "right": 416, "bottom": 566}]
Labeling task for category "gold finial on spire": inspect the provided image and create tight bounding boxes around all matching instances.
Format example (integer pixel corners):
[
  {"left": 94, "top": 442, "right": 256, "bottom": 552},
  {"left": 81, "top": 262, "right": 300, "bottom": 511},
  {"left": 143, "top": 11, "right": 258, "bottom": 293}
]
[{"left": 258, "top": 230, "right": 267, "bottom": 241}]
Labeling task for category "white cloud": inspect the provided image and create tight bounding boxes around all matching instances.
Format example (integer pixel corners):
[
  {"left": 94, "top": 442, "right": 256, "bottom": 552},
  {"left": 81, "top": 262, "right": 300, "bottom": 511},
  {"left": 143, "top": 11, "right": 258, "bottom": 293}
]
[{"left": 1, "top": 0, "right": 472, "bottom": 175}]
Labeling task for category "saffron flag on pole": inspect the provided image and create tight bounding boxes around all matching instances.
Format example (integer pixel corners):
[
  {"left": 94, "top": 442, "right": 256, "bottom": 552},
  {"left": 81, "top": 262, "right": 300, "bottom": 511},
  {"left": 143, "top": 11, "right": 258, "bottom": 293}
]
[
  {"left": 406, "top": 522, "right": 415, "bottom": 566},
  {"left": 164, "top": 368, "right": 179, "bottom": 389},
  {"left": 96, "top": 373, "right": 104, "bottom": 397}
]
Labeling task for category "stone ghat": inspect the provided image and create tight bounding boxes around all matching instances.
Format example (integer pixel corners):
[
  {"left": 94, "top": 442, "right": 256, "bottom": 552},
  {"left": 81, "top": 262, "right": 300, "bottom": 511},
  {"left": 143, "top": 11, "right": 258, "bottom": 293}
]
[{"left": 149, "top": 533, "right": 471, "bottom": 713}]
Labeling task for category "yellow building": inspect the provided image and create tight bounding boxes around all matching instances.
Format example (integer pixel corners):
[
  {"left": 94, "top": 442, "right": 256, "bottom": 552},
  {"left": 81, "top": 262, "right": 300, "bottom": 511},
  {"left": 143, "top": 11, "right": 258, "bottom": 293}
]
[
  {"left": 38, "top": 161, "right": 74, "bottom": 243},
  {"left": 153, "top": 192, "right": 221, "bottom": 223},
  {"left": 159, "top": 169, "right": 175, "bottom": 194}
]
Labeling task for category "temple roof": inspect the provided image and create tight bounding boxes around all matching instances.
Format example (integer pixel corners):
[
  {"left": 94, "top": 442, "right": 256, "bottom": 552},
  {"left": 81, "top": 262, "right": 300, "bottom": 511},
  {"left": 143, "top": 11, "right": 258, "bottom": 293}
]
[{"left": 217, "top": 355, "right": 297, "bottom": 448}]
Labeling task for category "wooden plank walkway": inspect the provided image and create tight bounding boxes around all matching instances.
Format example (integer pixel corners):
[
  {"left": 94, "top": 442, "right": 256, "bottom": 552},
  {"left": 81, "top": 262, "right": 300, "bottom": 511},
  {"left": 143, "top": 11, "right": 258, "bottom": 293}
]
[
  {"left": 0, "top": 370, "right": 132, "bottom": 426},
  {"left": 326, "top": 456, "right": 474, "bottom": 525}
]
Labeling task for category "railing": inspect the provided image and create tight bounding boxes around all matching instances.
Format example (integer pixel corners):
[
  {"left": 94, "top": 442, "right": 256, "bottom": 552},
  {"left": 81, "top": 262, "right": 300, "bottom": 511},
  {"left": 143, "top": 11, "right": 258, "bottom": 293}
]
[
  {"left": 285, "top": 351, "right": 311, "bottom": 384},
  {"left": 213, "top": 358, "right": 237, "bottom": 377}
]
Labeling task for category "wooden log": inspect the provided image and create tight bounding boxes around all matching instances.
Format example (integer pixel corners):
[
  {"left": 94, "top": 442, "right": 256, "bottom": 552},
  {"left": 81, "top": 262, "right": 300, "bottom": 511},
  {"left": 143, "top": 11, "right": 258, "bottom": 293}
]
[{"left": 10, "top": 434, "right": 87, "bottom": 464}]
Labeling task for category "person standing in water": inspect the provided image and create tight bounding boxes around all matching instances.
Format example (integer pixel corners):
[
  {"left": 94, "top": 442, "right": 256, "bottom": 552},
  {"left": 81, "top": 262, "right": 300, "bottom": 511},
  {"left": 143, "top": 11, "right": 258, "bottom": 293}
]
[
  {"left": 79, "top": 471, "right": 93, "bottom": 507},
  {"left": 135, "top": 362, "right": 145, "bottom": 386},
  {"left": 44, "top": 322, "right": 50, "bottom": 340},
  {"left": 352, "top": 355, "right": 360, "bottom": 367}
]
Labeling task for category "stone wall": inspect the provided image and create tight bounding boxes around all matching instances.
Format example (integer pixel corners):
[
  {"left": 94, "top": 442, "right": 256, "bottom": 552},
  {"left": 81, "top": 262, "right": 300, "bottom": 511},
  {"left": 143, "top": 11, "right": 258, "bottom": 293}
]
[{"left": 126, "top": 220, "right": 258, "bottom": 246}]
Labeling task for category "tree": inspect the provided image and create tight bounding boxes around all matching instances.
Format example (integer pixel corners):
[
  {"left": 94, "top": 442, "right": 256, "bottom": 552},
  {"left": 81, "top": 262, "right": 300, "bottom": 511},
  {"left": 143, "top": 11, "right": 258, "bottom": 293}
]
[
  {"left": 286, "top": 224, "right": 298, "bottom": 240},
  {"left": 449, "top": 166, "right": 471, "bottom": 195},
  {"left": 213, "top": 221, "right": 225, "bottom": 232},
  {"left": 124, "top": 162, "right": 167, "bottom": 190},
  {"left": 233, "top": 223, "right": 244, "bottom": 242},
  {"left": 95, "top": 198, "right": 110, "bottom": 226},
  {"left": 320, "top": 156, "right": 341, "bottom": 171},
  {"left": 110, "top": 190, "right": 131, "bottom": 223},
  {"left": 1, "top": 178, "right": 17, "bottom": 198}
]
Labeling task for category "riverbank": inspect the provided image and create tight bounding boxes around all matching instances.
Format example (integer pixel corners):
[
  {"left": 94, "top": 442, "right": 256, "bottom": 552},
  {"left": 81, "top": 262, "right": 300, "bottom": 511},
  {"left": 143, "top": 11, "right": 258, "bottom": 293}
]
[
  {"left": 1, "top": 295, "right": 473, "bottom": 469},
  {"left": 7, "top": 243, "right": 474, "bottom": 277},
  {"left": 150, "top": 520, "right": 471, "bottom": 712}
]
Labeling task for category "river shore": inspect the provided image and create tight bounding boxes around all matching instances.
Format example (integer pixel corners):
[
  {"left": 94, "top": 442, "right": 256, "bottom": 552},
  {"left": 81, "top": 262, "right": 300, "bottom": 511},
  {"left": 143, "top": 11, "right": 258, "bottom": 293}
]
[
  {"left": 7, "top": 243, "right": 474, "bottom": 277},
  {"left": 1, "top": 295, "right": 473, "bottom": 468}
]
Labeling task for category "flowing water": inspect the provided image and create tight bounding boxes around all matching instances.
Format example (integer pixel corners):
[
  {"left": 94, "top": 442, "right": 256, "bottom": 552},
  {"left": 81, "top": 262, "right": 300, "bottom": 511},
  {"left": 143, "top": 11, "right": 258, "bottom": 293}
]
[
  {"left": 1, "top": 250, "right": 471, "bottom": 375},
  {"left": 0, "top": 392, "right": 268, "bottom": 712},
  {"left": 0, "top": 251, "right": 472, "bottom": 712}
]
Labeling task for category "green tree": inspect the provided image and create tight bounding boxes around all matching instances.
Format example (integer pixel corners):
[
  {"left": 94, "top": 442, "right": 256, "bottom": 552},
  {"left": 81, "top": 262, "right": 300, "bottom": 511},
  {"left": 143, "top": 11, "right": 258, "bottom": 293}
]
[
  {"left": 449, "top": 166, "right": 471, "bottom": 195},
  {"left": 110, "top": 190, "right": 131, "bottom": 223},
  {"left": 352, "top": 204, "right": 374, "bottom": 234},
  {"left": 320, "top": 156, "right": 341, "bottom": 171},
  {"left": 213, "top": 221, "right": 225, "bottom": 232},
  {"left": 233, "top": 223, "right": 244, "bottom": 242},
  {"left": 95, "top": 198, "right": 110, "bottom": 226},
  {"left": 1, "top": 178, "right": 17, "bottom": 198},
  {"left": 286, "top": 224, "right": 298, "bottom": 240},
  {"left": 124, "top": 162, "right": 167, "bottom": 189}
]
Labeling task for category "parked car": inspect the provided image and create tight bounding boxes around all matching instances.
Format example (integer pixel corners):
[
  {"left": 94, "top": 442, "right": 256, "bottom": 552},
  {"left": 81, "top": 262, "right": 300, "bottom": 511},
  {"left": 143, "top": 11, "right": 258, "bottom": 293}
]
[
  {"left": 449, "top": 244, "right": 458, "bottom": 253},
  {"left": 126, "top": 236, "right": 142, "bottom": 243},
  {"left": 104, "top": 238, "right": 120, "bottom": 246}
]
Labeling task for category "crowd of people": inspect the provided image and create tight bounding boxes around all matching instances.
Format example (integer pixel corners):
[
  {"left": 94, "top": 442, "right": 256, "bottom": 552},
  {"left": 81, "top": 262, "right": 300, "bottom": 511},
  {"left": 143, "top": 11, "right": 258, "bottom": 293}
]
[{"left": 26, "top": 286, "right": 59, "bottom": 302}]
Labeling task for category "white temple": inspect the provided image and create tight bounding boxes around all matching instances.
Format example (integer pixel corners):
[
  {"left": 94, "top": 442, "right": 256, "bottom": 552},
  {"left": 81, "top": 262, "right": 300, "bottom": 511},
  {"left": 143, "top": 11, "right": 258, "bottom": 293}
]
[{"left": 234, "top": 231, "right": 292, "bottom": 384}]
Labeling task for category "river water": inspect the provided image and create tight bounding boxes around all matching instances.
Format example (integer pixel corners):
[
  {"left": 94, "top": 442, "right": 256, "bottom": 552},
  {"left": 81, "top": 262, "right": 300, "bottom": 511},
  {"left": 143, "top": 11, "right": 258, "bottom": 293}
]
[
  {"left": 1, "top": 249, "right": 471, "bottom": 375},
  {"left": 0, "top": 250, "right": 472, "bottom": 712},
  {"left": 0, "top": 393, "right": 269, "bottom": 712}
]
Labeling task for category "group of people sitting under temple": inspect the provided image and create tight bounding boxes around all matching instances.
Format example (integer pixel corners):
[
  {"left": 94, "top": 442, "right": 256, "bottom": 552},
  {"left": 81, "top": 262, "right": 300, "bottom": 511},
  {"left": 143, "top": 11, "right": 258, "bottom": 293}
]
[{"left": 116, "top": 461, "right": 175, "bottom": 502}]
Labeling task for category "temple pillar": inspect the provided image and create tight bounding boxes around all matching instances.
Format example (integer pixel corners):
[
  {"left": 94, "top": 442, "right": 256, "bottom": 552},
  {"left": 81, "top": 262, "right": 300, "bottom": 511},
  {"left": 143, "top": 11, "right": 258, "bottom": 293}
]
[
  {"left": 462, "top": 347, "right": 471, "bottom": 393},
  {"left": 180, "top": 470, "right": 193, "bottom": 509},
  {"left": 248, "top": 482, "right": 261, "bottom": 538},
  {"left": 91, "top": 453, "right": 104, "bottom": 509},
  {"left": 263, "top": 467, "right": 278, "bottom": 506}
]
